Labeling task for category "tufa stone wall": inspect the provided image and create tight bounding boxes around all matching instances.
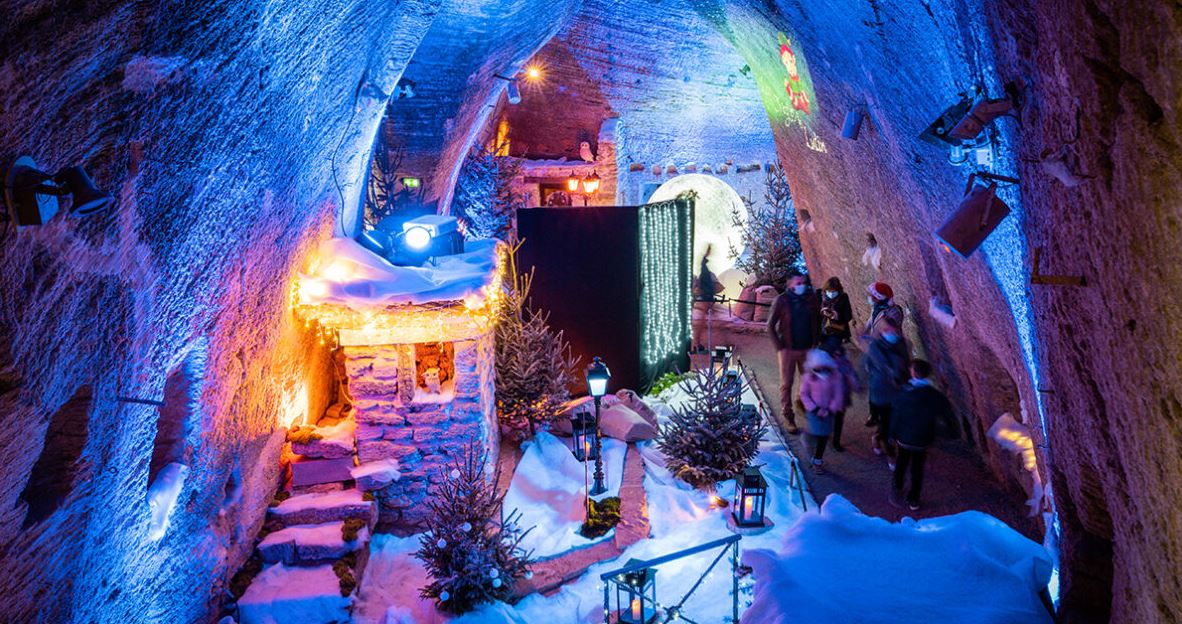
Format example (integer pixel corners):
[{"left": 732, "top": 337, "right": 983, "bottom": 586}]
[{"left": 344, "top": 330, "right": 497, "bottom": 531}]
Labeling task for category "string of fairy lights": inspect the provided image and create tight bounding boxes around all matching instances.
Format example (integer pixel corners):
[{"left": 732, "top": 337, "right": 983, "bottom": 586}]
[
  {"left": 639, "top": 198, "right": 693, "bottom": 369},
  {"left": 289, "top": 244, "right": 507, "bottom": 348}
]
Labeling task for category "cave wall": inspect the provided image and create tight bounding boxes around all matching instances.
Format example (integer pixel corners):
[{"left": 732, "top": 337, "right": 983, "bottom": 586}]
[{"left": 0, "top": 0, "right": 439, "bottom": 621}]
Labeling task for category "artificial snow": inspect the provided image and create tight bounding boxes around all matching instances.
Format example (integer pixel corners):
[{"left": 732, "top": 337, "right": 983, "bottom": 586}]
[
  {"left": 238, "top": 563, "right": 351, "bottom": 624},
  {"left": 352, "top": 458, "right": 402, "bottom": 489},
  {"left": 147, "top": 462, "right": 189, "bottom": 542},
  {"left": 300, "top": 237, "right": 499, "bottom": 310},
  {"left": 743, "top": 494, "right": 1053, "bottom": 624},
  {"left": 501, "top": 432, "right": 627, "bottom": 559},
  {"left": 354, "top": 371, "right": 1051, "bottom": 624},
  {"left": 258, "top": 520, "right": 368, "bottom": 564}
]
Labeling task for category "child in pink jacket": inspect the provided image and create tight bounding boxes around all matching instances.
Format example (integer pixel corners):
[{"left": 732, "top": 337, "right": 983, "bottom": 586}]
[{"left": 800, "top": 349, "right": 846, "bottom": 472}]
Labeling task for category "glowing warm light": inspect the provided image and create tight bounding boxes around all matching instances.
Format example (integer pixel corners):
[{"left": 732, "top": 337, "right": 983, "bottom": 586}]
[
  {"left": 405, "top": 225, "right": 432, "bottom": 250},
  {"left": 322, "top": 261, "right": 352, "bottom": 281},
  {"left": 525, "top": 65, "right": 542, "bottom": 80},
  {"left": 744, "top": 496, "right": 754, "bottom": 519},
  {"left": 582, "top": 171, "right": 601, "bottom": 195},
  {"left": 566, "top": 172, "right": 581, "bottom": 193},
  {"left": 302, "top": 279, "right": 329, "bottom": 299},
  {"left": 630, "top": 597, "right": 642, "bottom": 621}
]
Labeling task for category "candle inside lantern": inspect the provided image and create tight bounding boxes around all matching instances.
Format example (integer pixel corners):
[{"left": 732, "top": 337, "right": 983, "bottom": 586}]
[
  {"left": 744, "top": 496, "right": 753, "bottom": 520},
  {"left": 584, "top": 440, "right": 591, "bottom": 457},
  {"left": 631, "top": 597, "right": 642, "bottom": 621}
]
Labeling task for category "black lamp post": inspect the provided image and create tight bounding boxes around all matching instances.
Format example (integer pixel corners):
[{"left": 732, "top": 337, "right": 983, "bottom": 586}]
[{"left": 586, "top": 356, "right": 610, "bottom": 496}]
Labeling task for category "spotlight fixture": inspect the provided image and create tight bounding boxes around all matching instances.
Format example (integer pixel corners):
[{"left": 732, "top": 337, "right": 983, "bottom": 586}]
[
  {"left": 841, "top": 107, "right": 865, "bottom": 140},
  {"left": 506, "top": 80, "right": 522, "bottom": 105},
  {"left": 918, "top": 96, "right": 974, "bottom": 147},
  {"left": 3, "top": 156, "right": 113, "bottom": 227},
  {"left": 393, "top": 214, "right": 464, "bottom": 265},
  {"left": 934, "top": 171, "right": 1019, "bottom": 258},
  {"left": 949, "top": 96, "right": 1014, "bottom": 141}
]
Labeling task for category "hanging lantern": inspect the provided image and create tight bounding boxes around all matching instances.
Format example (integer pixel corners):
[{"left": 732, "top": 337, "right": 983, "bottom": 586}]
[
  {"left": 570, "top": 411, "right": 599, "bottom": 461},
  {"left": 567, "top": 171, "right": 581, "bottom": 193},
  {"left": 582, "top": 170, "right": 601, "bottom": 195},
  {"left": 611, "top": 559, "right": 657, "bottom": 624},
  {"left": 732, "top": 466, "right": 768, "bottom": 528},
  {"left": 711, "top": 344, "right": 733, "bottom": 373}
]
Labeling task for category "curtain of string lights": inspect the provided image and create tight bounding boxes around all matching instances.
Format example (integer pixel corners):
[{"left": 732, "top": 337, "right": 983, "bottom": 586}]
[{"left": 638, "top": 197, "right": 694, "bottom": 384}]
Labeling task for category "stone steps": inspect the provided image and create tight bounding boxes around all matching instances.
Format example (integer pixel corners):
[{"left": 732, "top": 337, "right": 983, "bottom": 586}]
[
  {"left": 258, "top": 520, "right": 370, "bottom": 566},
  {"left": 269, "top": 489, "right": 377, "bottom": 530},
  {"left": 237, "top": 563, "right": 352, "bottom": 624}
]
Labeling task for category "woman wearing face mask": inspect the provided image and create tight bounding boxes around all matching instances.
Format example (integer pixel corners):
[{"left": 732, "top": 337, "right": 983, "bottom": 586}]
[
  {"left": 861, "top": 281, "right": 905, "bottom": 344},
  {"left": 799, "top": 348, "right": 846, "bottom": 472},
  {"left": 863, "top": 319, "right": 910, "bottom": 464},
  {"left": 819, "top": 277, "right": 854, "bottom": 343}
]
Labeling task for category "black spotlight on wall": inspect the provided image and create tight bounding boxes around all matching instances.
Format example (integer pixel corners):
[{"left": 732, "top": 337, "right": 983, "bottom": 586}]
[
  {"left": 3, "top": 156, "right": 113, "bottom": 227},
  {"left": 934, "top": 171, "right": 1019, "bottom": 258},
  {"left": 841, "top": 106, "right": 865, "bottom": 140}
]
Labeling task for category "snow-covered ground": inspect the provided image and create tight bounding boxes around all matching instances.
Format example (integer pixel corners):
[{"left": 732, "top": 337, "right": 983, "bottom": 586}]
[
  {"left": 353, "top": 374, "right": 1053, "bottom": 624},
  {"left": 502, "top": 432, "right": 627, "bottom": 559}
]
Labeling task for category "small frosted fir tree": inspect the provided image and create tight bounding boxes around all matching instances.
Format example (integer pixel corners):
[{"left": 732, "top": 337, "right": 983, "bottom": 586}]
[
  {"left": 453, "top": 141, "right": 523, "bottom": 240},
  {"left": 417, "top": 444, "right": 533, "bottom": 615},
  {"left": 658, "top": 368, "right": 768, "bottom": 489},
  {"left": 495, "top": 241, "right": 578, "bottom": 440},
  {"left": 731, "top": 164, "right": 804, "bottom": 288}
]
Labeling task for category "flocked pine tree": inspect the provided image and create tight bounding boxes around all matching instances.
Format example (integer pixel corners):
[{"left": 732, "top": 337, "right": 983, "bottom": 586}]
[
  {"left": 416, "top": 444, "right": 533, "bottom": 615},
  {"left": 658, "top": 368, "right": 768, "bottom": 489},
  {"left": 494, "top": 241, "right": 578, "bottom": 440},
  {"left": 730, "top": 163, "right": 804, "bottom": 288},
  {"left": 452, "top": 140, "right": 523, "bottom": 240}
]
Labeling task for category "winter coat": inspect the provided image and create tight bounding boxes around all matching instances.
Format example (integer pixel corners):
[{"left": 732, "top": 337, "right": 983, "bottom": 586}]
[
  {"left": 820, "top": 292, "right": 854, "bottom": 341},
  {"left": 833, "top": 353, "right": 863, "bottom": 409},
  {"left": 800, "top": 350, "right": 845, "bottom": 436},
  {"left": 864, "top": 337, "right": 910, "bottom": 406},
  {"left": 866, "top": 302, "right": 905, "bottom": 337},
  {"left": 889, "top": 381, "right": 958, "bottom": 449},
  {"left": 768, "top": 290, "right": 822, "bottom": 351}
]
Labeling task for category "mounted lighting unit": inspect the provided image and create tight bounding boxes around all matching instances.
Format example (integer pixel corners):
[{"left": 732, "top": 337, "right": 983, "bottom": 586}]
[
  {"left": 935, "top": 171, "right": 1018, "bottom": 258},
  {"left": 949, "top": 96, "right": 1014, "bottom": 141},
  {"left": 566, "top": 171, "right": 581, "bottom": 193},
  {"left": 401, "top": 176, "right": 421, "bottom": 189},
  {"left": 3, "top": 156, "right": 113, "bottom": 227},
  {"left": 841, "top": 107, "right": 865, "bottom": 140},
  {"left": 389, "top": 214, "right": 465, "bottom": 266},
  {"left": 582, "top": 171, "right": 601, "bottom": 195}
]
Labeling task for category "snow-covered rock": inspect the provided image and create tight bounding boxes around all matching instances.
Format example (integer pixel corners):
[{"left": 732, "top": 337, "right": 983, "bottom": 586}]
[
  {"left": 258, "top": 520, "right": 369, "bottom": 565},
  {"left": 270, "top": 489, "right": 377, "bottom": 528},
  {"left": 292, "top": 419, "right": 357, "bottom": 459},
  {"left": 147, "top": 462, "right": 189, "bottom": 542},
  {"left": 351, "top": 458, "right": 402, "bottom": 491},
  {"left": 741, "top": 494, "right": 1053, "bottom": 624},
  {"left": 238, "top": 563, "right": 350, "bottom": 624}
]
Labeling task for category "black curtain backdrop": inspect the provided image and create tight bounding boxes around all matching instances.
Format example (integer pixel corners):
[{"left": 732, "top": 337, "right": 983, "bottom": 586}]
[{"left": 517, "top": 206, "right": 643, "bottom": 394}]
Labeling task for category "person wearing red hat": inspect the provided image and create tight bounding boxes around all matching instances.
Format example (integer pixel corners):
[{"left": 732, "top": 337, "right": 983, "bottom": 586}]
[{"left": 861, "top": 281, "right": 904, "bottom": 344}]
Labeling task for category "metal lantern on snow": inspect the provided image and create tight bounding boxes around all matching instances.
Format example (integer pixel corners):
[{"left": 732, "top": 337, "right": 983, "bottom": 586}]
[
  {"left": 611, "top": 559, "right": 657, "bottom": 624},
  {"left": 570, "top": 411, "right": 599, "bottom": 461},
  {"left": 733, "top": 465, "right": 768, "bottom": 527}
]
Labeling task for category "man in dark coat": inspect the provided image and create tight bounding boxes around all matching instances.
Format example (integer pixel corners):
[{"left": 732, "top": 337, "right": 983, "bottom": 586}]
[
  {"left": 768, "top": 270, "right": 821, "bottom": 434},
  {"left": 888, "top": 359, "right": 959, "bottom": 511}
]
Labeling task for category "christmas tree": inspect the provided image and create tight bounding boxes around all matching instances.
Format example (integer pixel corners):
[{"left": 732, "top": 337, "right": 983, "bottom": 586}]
[
  {"left": 452, "top": 140, "right": 523, "bottom": 240},
  {"left": 494, "top": 241, "right": 578, "bottom": 440},
  {"left": 730, "top": 164, "right": 804, "bottom": 288},
  {"left": 416, "top": 444, "right": 534, "bottom": 614},
  {"left": 658, "top": 368, "right": 768, "bottom": 489}
]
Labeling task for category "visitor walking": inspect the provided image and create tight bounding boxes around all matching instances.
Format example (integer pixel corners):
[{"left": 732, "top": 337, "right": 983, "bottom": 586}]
[
  {"left": 889, "top": 359, "right": 959, "bottom": 511},
  {"left": 864, "top": 319, "right": 909, "bottom": 462},
  {"left": 820, "top": 277, "right": 854, "bottom": 343},
  {"left": 768, "top": 271, "right": 822, "bottom": 435},
  {"left": 799, "top": 349, "right": 845, "bottom": 472},
  {"left": 819, "top": 336, "right": 862, "bottom": 452},
  {"left": 692, "top": 245, "right": 723, "bottom": 352},
  {"left": 860, "top": 281, "right": 905, "bottom": 343}
]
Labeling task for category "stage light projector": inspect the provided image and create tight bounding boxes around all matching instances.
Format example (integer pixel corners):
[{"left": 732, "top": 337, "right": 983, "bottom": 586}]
[
  {"left": 949, "top": 97, "right": 1014, "bottom": 141},
  {"left": 401, "top": 214, "right": 464, "bottom": 258},
  {"left": 919, "top": 96, "right": 974, "bottom": 147},
  {"left": 934, "top": 172, "right": 1018, "bottom": 258}
]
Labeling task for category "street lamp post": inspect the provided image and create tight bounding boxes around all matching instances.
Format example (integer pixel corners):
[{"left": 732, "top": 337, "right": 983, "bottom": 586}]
[{"left": 586, "top": 356, "right": 611, "bottom": 496}]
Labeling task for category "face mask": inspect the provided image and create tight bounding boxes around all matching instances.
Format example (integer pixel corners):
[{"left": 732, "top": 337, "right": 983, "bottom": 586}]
[
  {"left": 793, "top": 285, "right": 806, "bottom": 295},
  {"left": 826, "top": 291, "right": 838, "bottom": 299},
  {"left": 882, "top": 333, "right": 899, "bottom": 344},
  {"left": 868, "top": 296, "right": 876, "bottom": 306}
]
